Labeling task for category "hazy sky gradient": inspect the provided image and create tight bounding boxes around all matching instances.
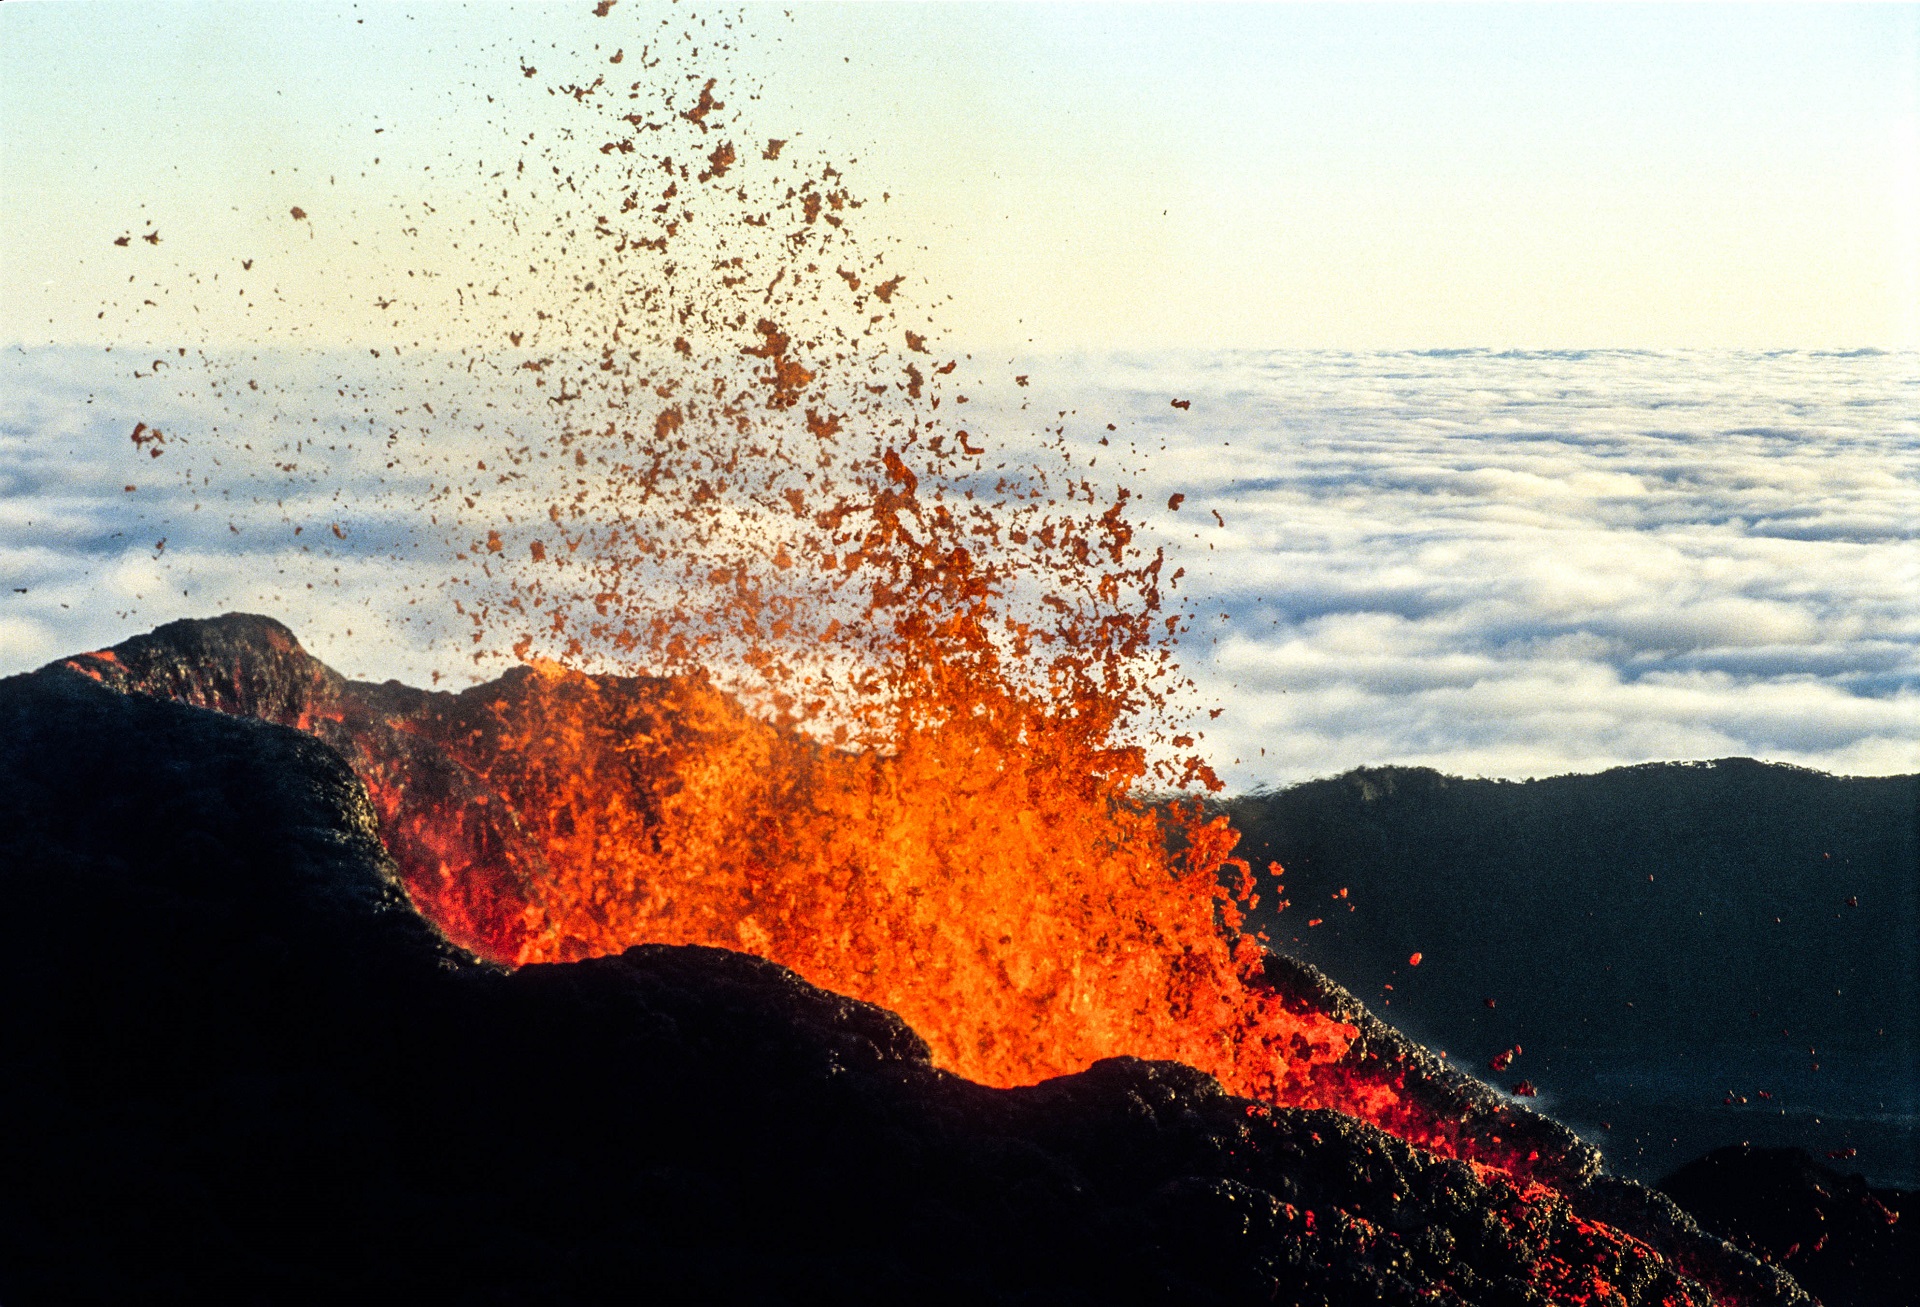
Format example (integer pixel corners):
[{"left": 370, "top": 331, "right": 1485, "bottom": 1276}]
[{"left": 4, "top": 2, "right": 1916, "bottom": 350}]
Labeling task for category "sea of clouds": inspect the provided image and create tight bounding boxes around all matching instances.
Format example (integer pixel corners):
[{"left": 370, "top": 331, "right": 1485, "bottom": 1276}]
[
  {"left": 3, "top": 345, "right": 1915, "bottom": 790},
  {"left": 1072, "top": 349, "right": 1918, "bottom": 787}
]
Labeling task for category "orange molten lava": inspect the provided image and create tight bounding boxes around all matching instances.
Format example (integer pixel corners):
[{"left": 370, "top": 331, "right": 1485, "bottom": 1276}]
[
  {"left": 391, "top": 74, "right": 1387, "bottom": 1108},
  {"left": 388, "top": 659, "right": 1354, "bottom": 1098},
  {"left": 372, "top": 33, "right": 1369, "bottom": 1099},
  {"left": 105, "top": 18, "right": 1533, "bottom": 1163}
]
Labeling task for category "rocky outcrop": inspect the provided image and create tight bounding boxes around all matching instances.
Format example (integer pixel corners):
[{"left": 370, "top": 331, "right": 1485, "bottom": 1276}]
[
  {"left": 1223, "top": 761, "right": 1918, "bottom": 1189},
  {"left": 1661, "top": 1146, "right": 1914, "bottom": 1307},
  {"left": 1260, "top": 950, "right": 1601, "bottom": 1185},
  {"left": 55, "top": 612, "right": 571, "bottom": 958},
  {"left": 3, "top": 617, "right": 1815, "bottom": 1304},
  {"left": 41, "top": 615, "right": 1622, "bottom": 1189}
]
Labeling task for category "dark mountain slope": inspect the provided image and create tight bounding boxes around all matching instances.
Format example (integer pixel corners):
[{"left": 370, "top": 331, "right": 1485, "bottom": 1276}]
[
  {"left": 55, "top": 613, "right": 1604, "bottom": 1188},
  {"left": 1660, "top": 1145, "right": 1913, "bottom": 1307},
  {"left": 1226, "top": 763, "right": 1919, "bottom": 1185},
  {"left": 0, "top": 643, "right": 1808, "bottom": 1304}
]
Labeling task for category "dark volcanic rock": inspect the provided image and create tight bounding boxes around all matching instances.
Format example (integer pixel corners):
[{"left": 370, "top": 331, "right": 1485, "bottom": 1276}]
[
  {"left": 1225, "top": 762, "right": 1920, "bottom": 1186},
  {"left": 48, "top": 615, "right": 1622, "bottom": 1189},
  {"left": 55, "top": 613, "right": 843, "bottom": 963},
  {"left": 1260, "top": 950, "right": 1601, "bottom": 1186},
  {"left": 1660, "top": 1146, "right": 1915, "bottom": 1307},
  {"left": 0, "top": 620, "right": 1814, "bottom": 1304},
  {"left": 52, "top": 611, "right": 568, "bottom": 958}
]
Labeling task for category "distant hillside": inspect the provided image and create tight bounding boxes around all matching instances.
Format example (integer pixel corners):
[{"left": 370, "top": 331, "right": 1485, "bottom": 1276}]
[{"left": 1225, "top": 759, "right": 1918, "bottom": 1186}]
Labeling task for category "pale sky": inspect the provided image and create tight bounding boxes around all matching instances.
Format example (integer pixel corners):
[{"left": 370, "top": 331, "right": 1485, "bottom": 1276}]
[{"left": 2, "top": 2, "right": 1917, "bottom": 351}]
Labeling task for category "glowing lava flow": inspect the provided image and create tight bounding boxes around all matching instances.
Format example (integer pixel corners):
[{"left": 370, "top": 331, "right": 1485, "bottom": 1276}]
[
  {"left": 60, "top": 608, "right": 1597, "bottom": 1186},
  {"left": 341, "top": 24, "right": 1394, "bottom": 1105},
  {"left": 418, "top": 660, "right": 1358, "bottom": 1099}
]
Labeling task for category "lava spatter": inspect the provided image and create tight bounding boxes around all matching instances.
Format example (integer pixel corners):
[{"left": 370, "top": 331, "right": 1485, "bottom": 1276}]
[{"left": 377, "top": 13, "right": 1380, "bottom": 1106}]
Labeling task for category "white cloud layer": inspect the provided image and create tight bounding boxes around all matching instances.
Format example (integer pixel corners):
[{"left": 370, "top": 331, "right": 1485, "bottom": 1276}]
[
  {"left": 3, "top": 346, "right": 1915, "bottom": 789},
  {"left": 1016, "top": 348, "right": 1918, "bottom": 786}
]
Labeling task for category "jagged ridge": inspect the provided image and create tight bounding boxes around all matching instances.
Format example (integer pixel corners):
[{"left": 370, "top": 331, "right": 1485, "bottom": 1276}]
[{"left": 1, "top": 616, "right": 1815, "bottom": 1304}]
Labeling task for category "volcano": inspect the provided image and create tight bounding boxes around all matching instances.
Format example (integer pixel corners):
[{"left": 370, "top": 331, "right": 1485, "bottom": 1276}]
[{"left": 0, "top": 613, "right": 1819, "bottom": 1305}]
